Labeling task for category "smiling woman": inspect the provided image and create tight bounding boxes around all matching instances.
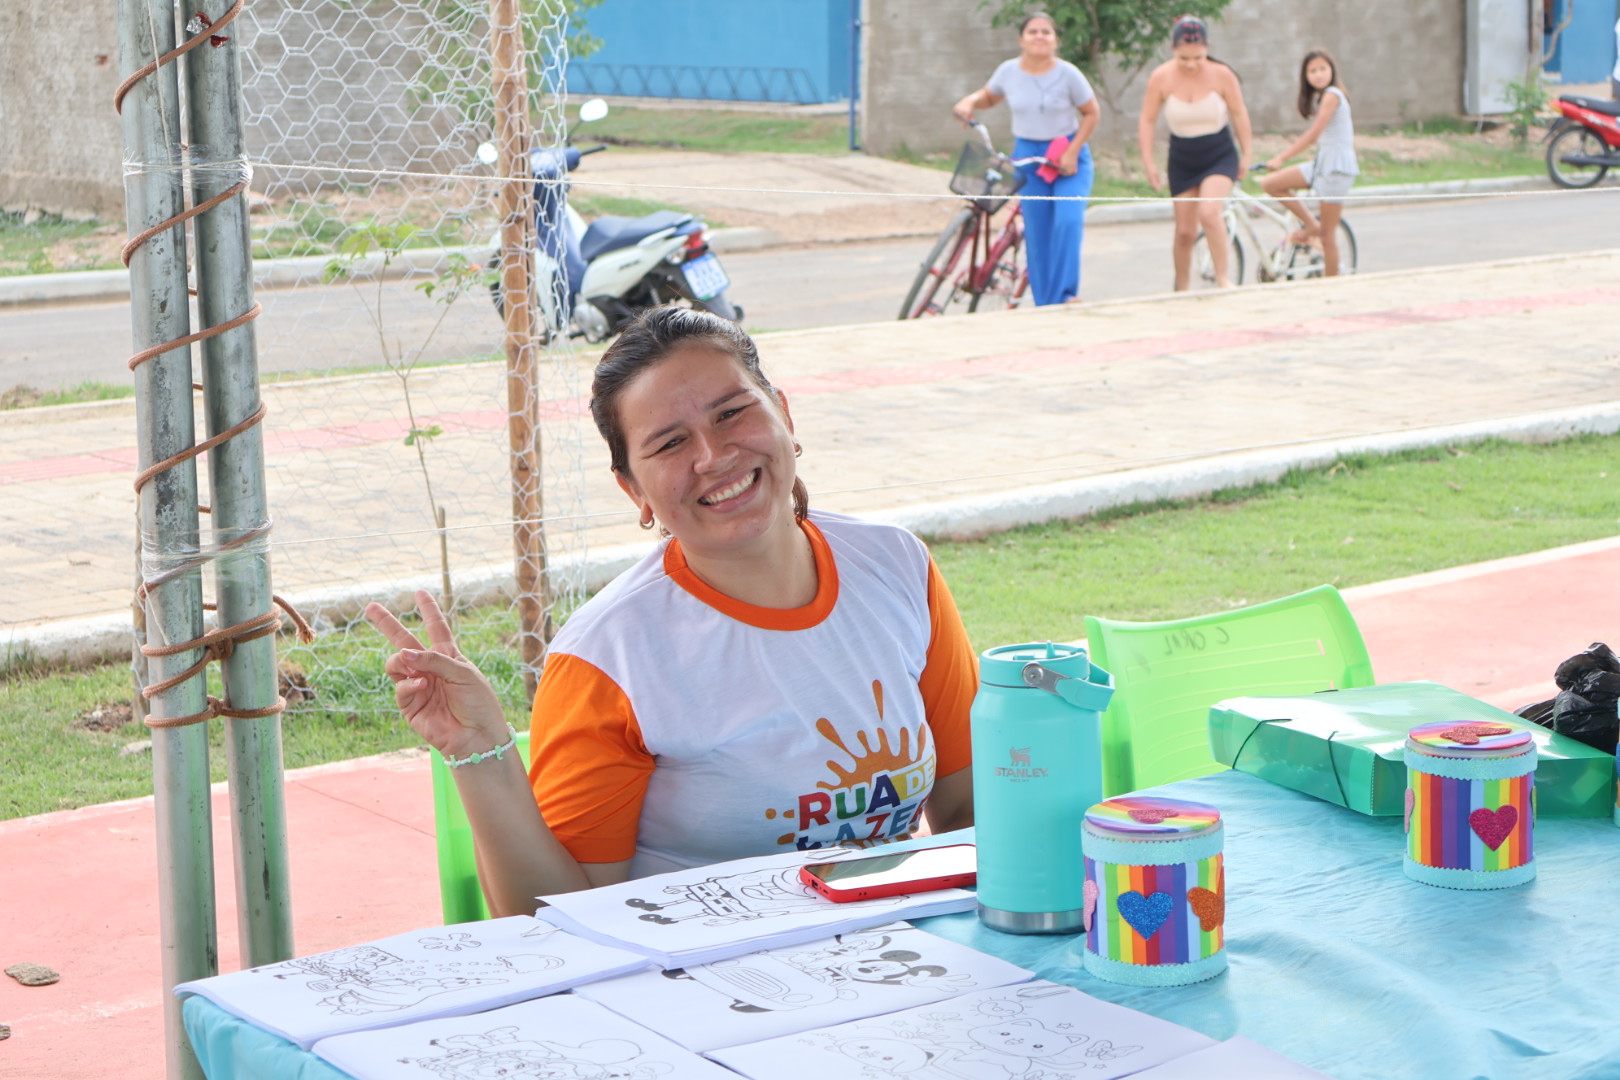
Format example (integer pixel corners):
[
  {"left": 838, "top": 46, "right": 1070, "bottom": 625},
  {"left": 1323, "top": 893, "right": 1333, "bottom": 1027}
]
[{"left": 365, "top": 306, "right": 978, "bottom": 915}]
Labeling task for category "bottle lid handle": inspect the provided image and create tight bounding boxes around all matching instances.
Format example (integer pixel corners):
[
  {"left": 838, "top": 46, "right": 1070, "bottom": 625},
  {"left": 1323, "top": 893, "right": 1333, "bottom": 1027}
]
[{"left": 1021, "top": 661, "right": 1115, "bottom": 712}]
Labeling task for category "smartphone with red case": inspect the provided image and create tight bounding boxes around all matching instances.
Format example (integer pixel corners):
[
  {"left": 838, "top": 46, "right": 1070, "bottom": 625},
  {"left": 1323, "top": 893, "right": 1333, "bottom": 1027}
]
[{"left": 799, "top": 843, "right": 977, "bottom": 903}]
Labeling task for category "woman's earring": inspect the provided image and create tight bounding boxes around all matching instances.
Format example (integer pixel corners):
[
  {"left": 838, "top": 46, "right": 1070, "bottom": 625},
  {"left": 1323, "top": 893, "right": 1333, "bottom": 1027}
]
[
  {"left": 638, "top": 510, "right": 655, "bottom": 530},
  {"left": 793, "top": 441, "right": 803, "bottom": 458}
]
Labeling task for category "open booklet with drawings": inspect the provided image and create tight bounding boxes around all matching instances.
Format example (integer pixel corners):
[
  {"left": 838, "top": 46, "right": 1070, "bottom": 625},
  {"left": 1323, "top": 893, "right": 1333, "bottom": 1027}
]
[
  {"left": 573, "top": 921, "right": 1036, "bottom": 1053},
  {"left": 173, "top": 915, "right": 651, "bottom": 1049},
  {"left": 709, "top": 980, "right": 1219, "bottom": 1080},
  {"left": 535, "top": 846, "right": 979, "bottom": 968}
]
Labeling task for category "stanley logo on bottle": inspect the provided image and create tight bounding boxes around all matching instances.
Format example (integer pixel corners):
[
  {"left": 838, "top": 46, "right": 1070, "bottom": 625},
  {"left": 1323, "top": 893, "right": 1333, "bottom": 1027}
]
[{"left": 997, "top": 745, "right": 1048, "bottom": 778}]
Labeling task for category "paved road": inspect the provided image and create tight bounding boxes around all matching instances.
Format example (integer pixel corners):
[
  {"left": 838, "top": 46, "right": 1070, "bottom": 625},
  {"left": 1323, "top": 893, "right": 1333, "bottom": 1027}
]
[{"left": 1, "top": 190, "right": 1613, "bottom": 391}]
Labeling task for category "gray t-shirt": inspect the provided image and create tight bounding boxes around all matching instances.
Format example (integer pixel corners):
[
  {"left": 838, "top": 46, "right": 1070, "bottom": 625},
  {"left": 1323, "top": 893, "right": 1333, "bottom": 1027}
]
[{"left": 988, "top": 58, "right": 1095, "bottom": 141}]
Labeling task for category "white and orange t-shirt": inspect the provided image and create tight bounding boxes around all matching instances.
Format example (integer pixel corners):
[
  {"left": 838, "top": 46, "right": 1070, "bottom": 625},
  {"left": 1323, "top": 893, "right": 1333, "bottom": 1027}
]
[{"left": 527, "top": 511, "right": 976, "bottom": 878}]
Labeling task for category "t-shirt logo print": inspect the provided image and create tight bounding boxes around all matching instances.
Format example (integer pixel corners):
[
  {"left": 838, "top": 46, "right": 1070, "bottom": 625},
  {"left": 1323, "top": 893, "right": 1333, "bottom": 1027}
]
[{"left": 769, "top": 679, "right": 937, "bottom": 851}]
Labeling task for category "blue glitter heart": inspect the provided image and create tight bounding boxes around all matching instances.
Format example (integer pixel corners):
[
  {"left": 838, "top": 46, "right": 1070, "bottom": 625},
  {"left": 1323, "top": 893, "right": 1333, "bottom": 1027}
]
[{"left": 1116, "top": 890, "right": 1174, "bottom": 941}]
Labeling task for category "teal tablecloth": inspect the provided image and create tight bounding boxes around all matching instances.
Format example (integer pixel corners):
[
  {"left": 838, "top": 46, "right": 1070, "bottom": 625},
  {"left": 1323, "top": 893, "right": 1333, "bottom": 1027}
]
[{"left": 183, "top": 770, "right": 1620, "bottom": 1080}]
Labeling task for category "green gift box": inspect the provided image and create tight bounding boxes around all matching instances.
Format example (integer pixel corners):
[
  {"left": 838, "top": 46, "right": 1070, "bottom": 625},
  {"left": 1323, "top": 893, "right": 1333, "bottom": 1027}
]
[{"left": 1207, "top": 681, "right": 1615, "bottom": 818}]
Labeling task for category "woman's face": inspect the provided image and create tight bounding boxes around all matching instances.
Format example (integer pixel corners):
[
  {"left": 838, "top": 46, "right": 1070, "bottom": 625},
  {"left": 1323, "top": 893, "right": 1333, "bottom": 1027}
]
[
  {"left": 1173, "top": 42, "right": 1208, "bottom": 73},
  {"left": 612, "top": 343, "right": 799, "bottom": 558},
  {"left": 1019, "top": 17, "right": 1058, "bottom": 60},
  {"left": 1305, "top": 57, "right": 1334, "bottom": 91}
]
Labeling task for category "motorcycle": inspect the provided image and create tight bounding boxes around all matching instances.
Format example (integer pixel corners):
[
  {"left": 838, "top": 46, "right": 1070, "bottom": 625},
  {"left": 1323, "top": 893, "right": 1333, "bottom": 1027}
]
[
  {"left": 480, "top": 98, "right": 742, "bottom": 343},
  {"left": 1544, "top": 94, "right": 1620, "bottom": 189}
]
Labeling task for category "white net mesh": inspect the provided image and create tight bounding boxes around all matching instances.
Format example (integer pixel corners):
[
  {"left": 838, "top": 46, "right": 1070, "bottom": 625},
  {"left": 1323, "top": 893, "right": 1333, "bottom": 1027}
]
[{"left": 234, "top": 0, "right": 594, "bottom": 727}]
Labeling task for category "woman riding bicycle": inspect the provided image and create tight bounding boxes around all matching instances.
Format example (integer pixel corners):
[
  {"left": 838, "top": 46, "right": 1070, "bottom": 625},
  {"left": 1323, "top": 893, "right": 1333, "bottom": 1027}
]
[
  {"left": 952, "top": 12, "right": 1100, "bottom": 306},
  {"left": 1137, "top": 15, "right": 1253, "bottom": 291},
  {"left": 1260, "top": 49, "right": 1358, "bottom": 277}
]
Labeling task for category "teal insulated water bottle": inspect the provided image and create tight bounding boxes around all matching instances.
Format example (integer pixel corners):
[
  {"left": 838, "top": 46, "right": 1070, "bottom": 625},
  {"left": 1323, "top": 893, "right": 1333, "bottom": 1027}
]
[{"left": 971, "top": 641, "right": 1114, "bottom": 934}]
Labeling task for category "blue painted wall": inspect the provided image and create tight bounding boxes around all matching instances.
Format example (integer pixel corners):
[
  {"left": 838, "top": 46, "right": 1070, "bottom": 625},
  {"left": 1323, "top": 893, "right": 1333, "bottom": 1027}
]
[
  {"left": 568, "top": 0, "right": 855, "bottom": 104},
  {"left": 1547, "top": 0, "right": 1618, "bottom": 83}
]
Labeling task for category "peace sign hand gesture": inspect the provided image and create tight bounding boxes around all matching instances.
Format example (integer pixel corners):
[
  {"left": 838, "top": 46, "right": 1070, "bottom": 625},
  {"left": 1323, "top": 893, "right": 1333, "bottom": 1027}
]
[{"left": 364, "top": 590, "right": 510, "bottom": 760}]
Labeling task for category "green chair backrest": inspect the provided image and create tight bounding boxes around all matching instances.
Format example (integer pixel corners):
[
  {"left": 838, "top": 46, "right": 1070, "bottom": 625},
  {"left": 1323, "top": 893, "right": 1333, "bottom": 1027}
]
[
  {"left": 430, "top": 732, "right": 531, "bottom": 924},
  {"left": 1084, "top": 584, "right": 1374, "bottom": 796}
]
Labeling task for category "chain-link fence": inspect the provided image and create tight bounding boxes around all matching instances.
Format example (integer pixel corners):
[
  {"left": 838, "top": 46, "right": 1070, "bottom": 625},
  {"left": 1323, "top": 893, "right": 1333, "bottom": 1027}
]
[{"left": 232, "top": 0, "right": 598, "bottom": 727}]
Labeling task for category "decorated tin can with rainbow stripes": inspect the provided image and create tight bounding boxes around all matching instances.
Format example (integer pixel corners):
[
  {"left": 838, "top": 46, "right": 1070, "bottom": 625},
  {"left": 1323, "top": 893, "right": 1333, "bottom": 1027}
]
[
  {"left": 1079, "top": 796, "right": 1226, "bottom": 987},
  {"left": 1404, "top": 721, "right": 1536, "bottom": 890}
]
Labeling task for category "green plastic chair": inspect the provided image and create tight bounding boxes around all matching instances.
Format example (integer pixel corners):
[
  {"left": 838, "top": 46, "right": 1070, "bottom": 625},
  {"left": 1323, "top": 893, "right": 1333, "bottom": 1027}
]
[
  {"left": 1084, "top": 584, "right": 1374, "bottom": 796},
  {"left": 430, "top": 732, "right": 530, "bottom": 924}
]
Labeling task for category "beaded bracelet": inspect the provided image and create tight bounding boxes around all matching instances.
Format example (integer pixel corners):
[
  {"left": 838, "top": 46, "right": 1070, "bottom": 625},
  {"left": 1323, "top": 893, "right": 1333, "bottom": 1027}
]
[{"left": 443, "top": 723, "right": 519, "bottom": 769}]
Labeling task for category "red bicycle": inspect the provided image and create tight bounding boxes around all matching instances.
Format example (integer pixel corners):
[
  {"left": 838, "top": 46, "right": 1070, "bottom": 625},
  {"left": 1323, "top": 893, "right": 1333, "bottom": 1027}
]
[{"left": 899, "top": 124, "right": 1045, "bottom": 318}]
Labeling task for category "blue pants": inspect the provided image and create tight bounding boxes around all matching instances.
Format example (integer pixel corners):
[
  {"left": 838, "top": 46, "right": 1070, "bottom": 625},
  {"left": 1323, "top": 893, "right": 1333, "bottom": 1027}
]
[{"left": 1013, "top": 137, "right": 1093, "bottom": 306}]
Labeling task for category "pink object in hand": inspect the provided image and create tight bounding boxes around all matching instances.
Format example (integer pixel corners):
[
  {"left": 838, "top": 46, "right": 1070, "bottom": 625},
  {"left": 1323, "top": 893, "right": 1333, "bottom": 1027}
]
[{"left": 1036, "top": 135, "right": 1071, "bottom": 183}]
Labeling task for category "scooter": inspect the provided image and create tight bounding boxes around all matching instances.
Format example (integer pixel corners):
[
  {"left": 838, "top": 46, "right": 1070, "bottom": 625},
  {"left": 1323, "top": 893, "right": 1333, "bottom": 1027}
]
[
  {"left": 480, "top": 98, "right": 742, "bottom": 343},
  {"left": 1544, "top": 95, "right": 1620, "bottom": 189}
]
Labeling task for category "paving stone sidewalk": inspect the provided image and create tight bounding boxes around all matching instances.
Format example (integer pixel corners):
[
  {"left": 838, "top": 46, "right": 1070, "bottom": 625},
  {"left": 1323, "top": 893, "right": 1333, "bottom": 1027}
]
[{"left": 2, "top": 250, "right": 1619, "bottom": 659}]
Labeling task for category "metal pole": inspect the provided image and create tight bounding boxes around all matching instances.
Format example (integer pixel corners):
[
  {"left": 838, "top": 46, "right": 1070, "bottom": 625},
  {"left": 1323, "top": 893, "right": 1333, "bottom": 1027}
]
[
  {"left": 491, "top": 0, "right": 548, "bottom": 693},
  {"left": 117, "top": 1, "right": 215, "bottom": 1077},
  {"left": 848, "top": 0, "right": 861, "bottom": 152},
  {"left": 182, "top": 0, "right": 294, "bottom": 969}
]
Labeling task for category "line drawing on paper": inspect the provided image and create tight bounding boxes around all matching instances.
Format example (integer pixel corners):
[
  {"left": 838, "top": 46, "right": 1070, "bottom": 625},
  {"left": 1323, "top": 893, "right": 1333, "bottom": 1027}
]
[
  {"left": 661, "top": 929, "right": 976, "bottom": 1013},
  {"left": 624, "top": 864, "right": 905, "bottom": 927},
  {"left": 252, "top": 940, "right": 563, "bottom": 1017},
  {"left": 792, "top": 984, "right": 1143, "bottom": 1079},
  {"left": 401, "top": 1024, "right": 673, "bottom": 1080}
]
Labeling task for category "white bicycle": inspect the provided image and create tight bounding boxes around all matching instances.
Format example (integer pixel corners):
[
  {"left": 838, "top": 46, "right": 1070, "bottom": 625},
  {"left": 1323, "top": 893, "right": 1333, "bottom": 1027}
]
[{"left": 1192, "top": 168, "right": 1357, "bottom": 287}]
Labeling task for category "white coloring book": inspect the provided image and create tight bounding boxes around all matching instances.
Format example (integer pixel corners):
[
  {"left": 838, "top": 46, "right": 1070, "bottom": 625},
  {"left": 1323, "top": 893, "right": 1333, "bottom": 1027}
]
[
  {"left": 175, "top": 916, "right": 652, "bottom": 1048},
  {"left": 575, "top": 921, "right": 1035, "bottom": 1052},
  {"left": 537, "top": 846, "right": 977, "bottom": 967},
  {"left": 312, "top": 993, "right": 737, "bottom": 1080},
  {"left": 709, "top": 980, "right": 1217, "bottom": 1080}
]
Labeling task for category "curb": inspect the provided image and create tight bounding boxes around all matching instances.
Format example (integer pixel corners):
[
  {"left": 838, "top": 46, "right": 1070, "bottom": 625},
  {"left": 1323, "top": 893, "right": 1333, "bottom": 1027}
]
[
  {"left": 0, "top": 176, "right": 1554, "bottom": 307},
  {"left": 7, "top": 397, "right": 1617, "bottom": 674}
]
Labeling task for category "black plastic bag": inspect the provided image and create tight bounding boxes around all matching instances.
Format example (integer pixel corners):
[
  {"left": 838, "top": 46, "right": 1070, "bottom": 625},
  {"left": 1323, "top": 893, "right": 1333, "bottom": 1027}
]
[{"left": 1516, "top": 642, "right": 1620, "bottom": 754}]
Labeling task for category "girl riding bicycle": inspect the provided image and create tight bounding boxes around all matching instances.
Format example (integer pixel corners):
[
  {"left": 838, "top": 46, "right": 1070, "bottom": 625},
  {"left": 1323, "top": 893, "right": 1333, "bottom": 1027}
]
[{"left": 1260, "top": 50, "right": 1358, "bottom": 277}]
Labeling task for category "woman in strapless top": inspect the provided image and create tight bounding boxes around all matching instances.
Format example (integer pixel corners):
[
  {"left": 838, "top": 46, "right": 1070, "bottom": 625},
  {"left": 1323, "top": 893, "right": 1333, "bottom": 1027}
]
[{"left": 1136, "top": 16, "right": 1253, "bottom": 290}]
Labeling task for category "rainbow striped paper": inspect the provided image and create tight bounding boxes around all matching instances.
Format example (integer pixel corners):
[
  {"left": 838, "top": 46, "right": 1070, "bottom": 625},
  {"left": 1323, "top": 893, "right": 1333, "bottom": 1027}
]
[
  {"left": 1407, "top": 772, "right": 1533, "bottom": 872},
  {"left": 1084, "top": 855, "right": 1224, "bottom": 965}
]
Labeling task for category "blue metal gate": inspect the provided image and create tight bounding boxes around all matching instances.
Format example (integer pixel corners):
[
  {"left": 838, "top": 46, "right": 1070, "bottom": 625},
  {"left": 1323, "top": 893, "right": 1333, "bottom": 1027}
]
[{"left": 568, "top": 0, "right": 855, "bottom": 105}]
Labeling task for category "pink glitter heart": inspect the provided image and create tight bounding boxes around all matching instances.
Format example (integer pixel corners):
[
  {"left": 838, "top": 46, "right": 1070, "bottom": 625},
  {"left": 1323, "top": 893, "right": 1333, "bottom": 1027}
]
[
  {"left": 1404, "top": 788, "right": 1414, "bottom": 833},
  {"left": 1469, "top": 805, "right": 1518, "bottom": 851},
  {"left": 1127, "top": 807, "right": 1179, "bottom": 824},
  {"left": 1083, "top": 880, "right": 1099, "bottom": 931},
  {"left": 1441, "top": 723, "right": 1513, "bottom": 745}
]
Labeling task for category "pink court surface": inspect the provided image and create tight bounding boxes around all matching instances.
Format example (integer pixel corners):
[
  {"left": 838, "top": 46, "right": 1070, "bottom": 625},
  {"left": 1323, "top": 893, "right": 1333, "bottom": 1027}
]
[{"left": 2, "top": 535, "right": 1617, "bottom": 1079}]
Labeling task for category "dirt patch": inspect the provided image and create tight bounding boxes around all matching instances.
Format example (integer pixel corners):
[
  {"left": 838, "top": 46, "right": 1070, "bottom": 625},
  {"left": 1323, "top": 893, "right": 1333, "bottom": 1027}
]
[
  {"left": 281, "top": 660, "right": 316, "bottom": 706},
  {"left": 0, "top": 386, "right": 44, "bottom": 410},
  {"left": 72, "top": 701, "right": 135, "bottom": 732}
]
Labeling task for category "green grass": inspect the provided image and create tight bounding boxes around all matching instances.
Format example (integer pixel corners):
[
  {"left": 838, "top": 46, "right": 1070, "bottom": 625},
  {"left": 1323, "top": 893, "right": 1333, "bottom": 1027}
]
[
  {"left": 4, "top": 433, "right": 1616, "bottom": 820},
  {"left": 583, "top": 106, "right": 852, "bottom": 156},
  {"left": 933, "top": 435, "right": 1619, "bottom": 651},
  {"left": 0, "top": 212, "right": 117, "bottom": 276},
  {"left": 1, "top": 381, "right": 136, "bottom": 410}
]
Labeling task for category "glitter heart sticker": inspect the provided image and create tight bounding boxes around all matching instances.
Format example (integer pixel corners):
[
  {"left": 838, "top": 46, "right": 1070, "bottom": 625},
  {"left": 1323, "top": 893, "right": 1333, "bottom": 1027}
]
[
  {"left": 1186, "top": 887, "right": 1224, "bottom": 932},
  {"left": 1469, "top": 805, "right": 1518, "bottom": 850},
  {"left": 1404, "top": 787, "right": 1414, "bottom": 833},
  {"left": 1440, "top": 723, "right": 1513, "bottom": 745},
  {"left": 1127, "top": 807, "right": 1180, "bottom": 824},
  {"left": 1083, "top": 880, "right": 1099, "bottom": 932},
  {"left": 1116, "top": 890, "right": 1174, "bottom": 941}
]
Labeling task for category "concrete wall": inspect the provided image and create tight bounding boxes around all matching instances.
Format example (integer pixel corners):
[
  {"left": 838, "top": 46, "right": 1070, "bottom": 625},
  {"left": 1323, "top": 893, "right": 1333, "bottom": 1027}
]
[
  {"left": 0, "top": 0, "right": 126, "bottom": 218},
  {"left": 1, "top": 0, "right": 494, "bottom": 217},
  {"left": 862, "top": 0, "right": 1469, "bottom": 160}
]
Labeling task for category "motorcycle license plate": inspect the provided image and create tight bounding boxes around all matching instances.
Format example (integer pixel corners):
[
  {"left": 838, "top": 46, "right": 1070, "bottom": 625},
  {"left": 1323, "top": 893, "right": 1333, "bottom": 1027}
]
[{"left": 682, "top": 253, "right": 730, "bottom": 301}]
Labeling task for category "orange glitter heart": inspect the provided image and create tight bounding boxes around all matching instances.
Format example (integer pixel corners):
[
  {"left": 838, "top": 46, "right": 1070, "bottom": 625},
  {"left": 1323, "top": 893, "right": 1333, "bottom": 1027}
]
[{"left": 1187, "top": 886, "right": 1224, "bottom": 932}]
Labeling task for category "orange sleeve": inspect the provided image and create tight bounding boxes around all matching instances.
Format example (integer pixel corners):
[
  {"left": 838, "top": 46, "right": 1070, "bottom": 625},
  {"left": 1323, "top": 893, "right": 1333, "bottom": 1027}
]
[
  {"left": 919, "top": 556, "right": 977, "bottom": 777},
  {"left": 527, "top": 652, "right": 655, "bottom": 864}
]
